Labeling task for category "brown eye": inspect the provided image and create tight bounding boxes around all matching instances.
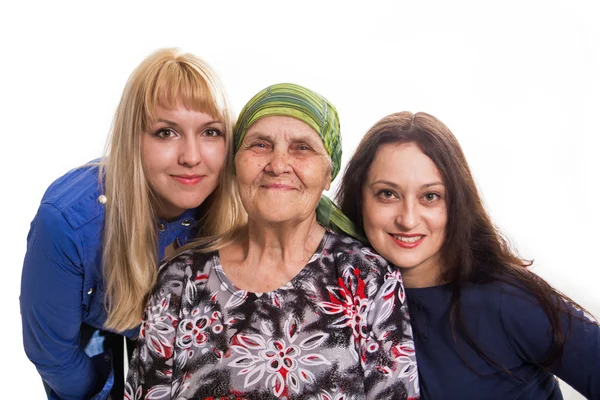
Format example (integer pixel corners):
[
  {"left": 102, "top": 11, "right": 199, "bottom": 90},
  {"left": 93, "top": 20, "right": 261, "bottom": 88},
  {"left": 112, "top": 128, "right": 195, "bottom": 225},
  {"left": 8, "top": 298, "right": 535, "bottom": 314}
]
[
  {"left": 423, "top": 193, "right": 440, "bottom": 202},
  {"left": 249, "top": 141, "right": 270, "bottom": 151},
  {"left": 377, "top": 190, "right": 396, "bottom": 200},
  {"left": 203, "top": 128, "right": 222, "bottom": 137},
  {"left": 296, "top": 144, "right": 312, "bottom": 151},
  {"left": 154, "top": 128, "right": 177, "bottom": 139}
]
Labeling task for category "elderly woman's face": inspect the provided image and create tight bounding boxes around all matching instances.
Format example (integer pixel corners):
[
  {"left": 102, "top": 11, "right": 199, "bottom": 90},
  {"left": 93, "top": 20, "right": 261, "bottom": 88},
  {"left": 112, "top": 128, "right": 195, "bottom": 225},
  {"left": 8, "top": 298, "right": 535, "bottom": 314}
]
[{"left": 235, "top": 116, "right": 332, "bottom": 224}]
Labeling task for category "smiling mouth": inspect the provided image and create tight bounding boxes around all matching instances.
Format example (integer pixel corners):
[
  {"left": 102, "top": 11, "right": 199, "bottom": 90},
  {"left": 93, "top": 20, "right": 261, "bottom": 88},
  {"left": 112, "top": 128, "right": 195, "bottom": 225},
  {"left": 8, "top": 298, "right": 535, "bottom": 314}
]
[
  {"left": 389, "top": 234, "right": 425, "bottom": 248},
  {"left": 173, "top": 175, "right": 204, "bottom": 185},
  {"left": 261, "top": 184, "right": 295, "bottom": 190}
]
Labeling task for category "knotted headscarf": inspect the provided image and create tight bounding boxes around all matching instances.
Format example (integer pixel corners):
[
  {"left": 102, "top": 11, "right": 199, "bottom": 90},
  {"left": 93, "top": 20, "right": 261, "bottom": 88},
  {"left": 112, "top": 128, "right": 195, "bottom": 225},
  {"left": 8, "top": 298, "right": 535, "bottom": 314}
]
[{"left": 233, "top": 83, "right": 364, "bottom": 242}]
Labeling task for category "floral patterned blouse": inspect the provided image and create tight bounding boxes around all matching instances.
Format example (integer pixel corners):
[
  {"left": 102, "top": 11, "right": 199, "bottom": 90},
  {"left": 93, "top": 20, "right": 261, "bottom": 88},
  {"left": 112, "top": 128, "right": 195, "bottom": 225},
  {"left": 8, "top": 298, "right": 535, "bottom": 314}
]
[{"left": 126, "top": 230, "right": 420, "bottom": 400}]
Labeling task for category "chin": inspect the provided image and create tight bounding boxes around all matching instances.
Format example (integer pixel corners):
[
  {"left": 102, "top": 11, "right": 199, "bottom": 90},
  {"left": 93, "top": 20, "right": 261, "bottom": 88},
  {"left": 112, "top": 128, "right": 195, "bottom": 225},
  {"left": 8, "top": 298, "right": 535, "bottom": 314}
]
[
  {"left": 256, "top": 210, "right": 302, "bottom": 224},
  {"left": 165, "top": 199, "right": 205, "bottom": 215},
  {"left": 383, "top": 254, "right": 424, "bottom": 270}
]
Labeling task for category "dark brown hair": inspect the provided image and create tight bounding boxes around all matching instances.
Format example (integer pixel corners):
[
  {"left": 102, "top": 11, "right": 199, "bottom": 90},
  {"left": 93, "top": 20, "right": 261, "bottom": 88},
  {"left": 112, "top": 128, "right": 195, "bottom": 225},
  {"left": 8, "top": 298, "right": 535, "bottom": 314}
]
[{"left": 336, "top": 111, "right": 593, "bottom": 370}]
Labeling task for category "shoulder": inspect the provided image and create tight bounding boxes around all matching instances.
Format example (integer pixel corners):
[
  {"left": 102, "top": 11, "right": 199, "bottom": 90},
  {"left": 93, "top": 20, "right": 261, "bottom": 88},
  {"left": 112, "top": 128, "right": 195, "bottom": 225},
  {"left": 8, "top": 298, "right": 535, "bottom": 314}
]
[
  {"left": 322, "top": 230, "right": 400, "bottom": 299},
  {"left": 28, "top": 161, "right": 106, "bottom": 260},
  {"left": 456, "top": 280, "right": 539, "bottom": 317},
  {"left": 323, "top": 229, "right": 390, "bottom": 273},
  {"left": 39, "top": 160, "right": 106, "bottom": 231},
  {"left": 462, "top": 280, "right": 558, "bottom": 358},
  {"left": 157, "top": 250, "right": 214, "bottom": 283},
  {"left": 491, "top": 280, "right": 557, "bottom": 331},
  {"left": 468, "top": 280, "right": 547, "bottom": 318},
  {"left": 426, "top": 279, "right": 557, "bottom": 334}
]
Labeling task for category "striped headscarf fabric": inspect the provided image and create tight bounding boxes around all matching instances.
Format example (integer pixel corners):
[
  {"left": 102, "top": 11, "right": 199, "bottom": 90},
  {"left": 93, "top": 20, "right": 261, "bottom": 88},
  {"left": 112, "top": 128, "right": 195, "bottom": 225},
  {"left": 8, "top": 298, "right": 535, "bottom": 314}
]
[
  {"left": 233, "top": 83, "right": 364, "bottom": 242},
  {"left": 234, "top": 83, "right": 342, "bottom": 179}
]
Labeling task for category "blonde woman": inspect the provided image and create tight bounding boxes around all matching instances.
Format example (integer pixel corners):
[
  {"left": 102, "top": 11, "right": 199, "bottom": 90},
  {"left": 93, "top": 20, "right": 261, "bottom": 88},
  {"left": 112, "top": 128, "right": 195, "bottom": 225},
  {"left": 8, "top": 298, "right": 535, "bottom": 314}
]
[{"left": 20, "top": 48, "right": 244, "bottom": 400}]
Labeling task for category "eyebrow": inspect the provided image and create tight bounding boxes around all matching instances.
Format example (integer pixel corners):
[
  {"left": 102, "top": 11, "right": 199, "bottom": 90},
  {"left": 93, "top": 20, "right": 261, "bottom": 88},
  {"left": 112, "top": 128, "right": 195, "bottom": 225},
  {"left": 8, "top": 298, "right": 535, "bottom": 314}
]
[
  {"left": 245, "top": 129, "right": 323, "bottom": 143},
  {"left": 370, "top": 180, "right": 445, "bottom": 190},
  {"left": 242, "top": 131, "right": 273, "bottom": 143},
  {"left": 244, "top": 130, "right": 270, "bottom": 138},
  {"left": 153, "top": 118, "right": 223, "bottom": 128}
]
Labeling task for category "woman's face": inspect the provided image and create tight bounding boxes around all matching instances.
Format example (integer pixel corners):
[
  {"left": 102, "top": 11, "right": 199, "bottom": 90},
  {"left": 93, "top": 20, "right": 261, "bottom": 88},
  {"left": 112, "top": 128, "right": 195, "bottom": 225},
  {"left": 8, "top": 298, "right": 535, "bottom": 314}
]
[
  {"left": 361, "top": 142, "right": 447, "bottom": 282},
  {"left": 142, "top": 105, "right": 226, "bottom": 219},
  {"left": 235, "top": 116, "right": 331, "bottom": 224}
]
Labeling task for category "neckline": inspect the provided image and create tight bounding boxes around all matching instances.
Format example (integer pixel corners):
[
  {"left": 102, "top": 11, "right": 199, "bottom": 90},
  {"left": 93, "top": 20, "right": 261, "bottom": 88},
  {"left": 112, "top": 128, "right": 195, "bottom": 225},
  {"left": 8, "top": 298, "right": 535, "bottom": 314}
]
[
  {"left": 213, "top": 229, "right": 332, "bottom": 298},
  {"left": 158, "top": 208, "right": 198, "bottom": 225},
  {"left": 405, "top": 282, "right": 452, "bottom": 292}
]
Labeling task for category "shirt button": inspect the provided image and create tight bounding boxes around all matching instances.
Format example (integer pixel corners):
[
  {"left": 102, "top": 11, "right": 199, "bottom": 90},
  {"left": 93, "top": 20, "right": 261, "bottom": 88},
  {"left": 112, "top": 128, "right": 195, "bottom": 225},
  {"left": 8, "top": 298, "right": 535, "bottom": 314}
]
[
  {"left": 158, "top": 223, "right": 166, "bottom": 231},
  {"left": 87, "top": 288, "right": 93, "bottom": 295},
  {"left": 97, "top": 195, "right": 107, "bottom": 204},
  {"left": 181, "top": 219, "right": 192, "bottom": 227}
]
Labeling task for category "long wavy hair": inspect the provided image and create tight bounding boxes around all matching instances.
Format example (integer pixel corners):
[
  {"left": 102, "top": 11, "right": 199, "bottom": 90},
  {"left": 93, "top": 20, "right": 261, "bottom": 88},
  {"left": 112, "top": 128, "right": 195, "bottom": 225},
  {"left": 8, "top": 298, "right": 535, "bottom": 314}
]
[
  {"left": 337, "top": 111, "right": 594, "bottom": 370},
  {"left": 102, "top": 48, "right": 245, "bottom": 331}
]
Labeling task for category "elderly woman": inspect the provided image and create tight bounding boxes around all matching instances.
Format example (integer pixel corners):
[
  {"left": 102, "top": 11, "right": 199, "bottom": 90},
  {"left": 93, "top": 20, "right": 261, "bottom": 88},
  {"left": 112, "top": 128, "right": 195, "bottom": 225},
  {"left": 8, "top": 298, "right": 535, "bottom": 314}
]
[{"left": 125, "top": 84, "right": 420, "bottom": 399}]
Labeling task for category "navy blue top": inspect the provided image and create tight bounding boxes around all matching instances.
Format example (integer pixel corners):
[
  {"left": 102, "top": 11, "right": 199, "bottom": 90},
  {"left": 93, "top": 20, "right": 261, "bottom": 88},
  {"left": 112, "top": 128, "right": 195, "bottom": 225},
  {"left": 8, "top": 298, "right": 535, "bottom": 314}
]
[
  {"left": 405, "top": 282, "right": 600, "bottom": 399},
  {"left": 20, "top": 162, "right": 201, "bottom": 400}
]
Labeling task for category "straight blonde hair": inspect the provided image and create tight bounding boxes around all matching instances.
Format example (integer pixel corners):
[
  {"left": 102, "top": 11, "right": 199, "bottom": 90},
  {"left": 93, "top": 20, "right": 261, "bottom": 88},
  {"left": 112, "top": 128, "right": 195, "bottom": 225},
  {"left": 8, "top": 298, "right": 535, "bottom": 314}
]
[{"left": 102, "top": 48, "right": 245, "bottom": 331}]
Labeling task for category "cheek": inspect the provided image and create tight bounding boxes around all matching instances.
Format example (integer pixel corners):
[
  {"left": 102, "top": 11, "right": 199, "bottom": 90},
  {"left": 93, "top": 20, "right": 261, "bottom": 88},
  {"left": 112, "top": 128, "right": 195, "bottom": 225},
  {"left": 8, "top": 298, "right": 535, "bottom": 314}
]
[
  {"left": 235, "top": 153, "right": 266, "bottom": 184},
  {"left": 292, "top": 158, "right": 330, "bottom": 189},
  {"left": 361, "top": 195, "right": 385, "bottom": 232},
  {"left": 200, "top": 141, "right": 226, "bottom": 171},
  {"left": 424, "top": 206, "right": 448, "bottom": 237},
  {"left": 141, "top": 140, "right": 167, "bottom": 174}
]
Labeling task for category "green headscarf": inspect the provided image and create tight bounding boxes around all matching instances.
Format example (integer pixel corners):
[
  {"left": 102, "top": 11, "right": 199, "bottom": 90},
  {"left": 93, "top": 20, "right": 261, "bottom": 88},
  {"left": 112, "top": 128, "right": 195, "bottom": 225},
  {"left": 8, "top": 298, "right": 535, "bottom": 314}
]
[
  {"left": 234, "top": 83, "right": 342, "bottom": 178},
  {"left": 234, "top": 83, "right": 365, "bottom": 242}
]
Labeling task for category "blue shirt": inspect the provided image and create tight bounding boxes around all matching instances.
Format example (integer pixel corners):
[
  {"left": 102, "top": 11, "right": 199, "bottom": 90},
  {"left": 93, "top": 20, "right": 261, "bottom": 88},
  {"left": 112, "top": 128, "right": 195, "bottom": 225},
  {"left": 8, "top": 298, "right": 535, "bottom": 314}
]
[
  {"left": 406, "top": 282, "right": 600, "bottom": 399},
  {"left": 20, "top": 162, "right": 201, "bottom": 400}
]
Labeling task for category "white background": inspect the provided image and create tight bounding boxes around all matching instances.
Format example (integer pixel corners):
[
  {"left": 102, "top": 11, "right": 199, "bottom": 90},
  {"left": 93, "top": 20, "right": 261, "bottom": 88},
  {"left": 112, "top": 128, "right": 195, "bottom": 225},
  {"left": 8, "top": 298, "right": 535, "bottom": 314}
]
[{"left": 1, "top": 1, "right": 598, "bottom": 398}]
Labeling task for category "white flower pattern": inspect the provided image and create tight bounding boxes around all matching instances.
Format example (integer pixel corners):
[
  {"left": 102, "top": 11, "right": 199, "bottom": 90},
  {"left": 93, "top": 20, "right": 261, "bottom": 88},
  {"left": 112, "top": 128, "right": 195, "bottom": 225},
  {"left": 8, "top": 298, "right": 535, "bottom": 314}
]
[
  {"left": 228, "top": 317, "right": 331, "bottom": 398},
  {"left": 126, "top": 231, "right": 420, "bottom": 399}
]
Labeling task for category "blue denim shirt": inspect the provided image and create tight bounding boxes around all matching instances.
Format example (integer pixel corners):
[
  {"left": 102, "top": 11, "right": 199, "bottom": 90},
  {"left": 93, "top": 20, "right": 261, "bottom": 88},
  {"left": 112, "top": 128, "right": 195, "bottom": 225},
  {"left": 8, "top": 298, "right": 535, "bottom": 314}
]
[{"left": 20, "top": 163, "right": 201, "bottom": 400}]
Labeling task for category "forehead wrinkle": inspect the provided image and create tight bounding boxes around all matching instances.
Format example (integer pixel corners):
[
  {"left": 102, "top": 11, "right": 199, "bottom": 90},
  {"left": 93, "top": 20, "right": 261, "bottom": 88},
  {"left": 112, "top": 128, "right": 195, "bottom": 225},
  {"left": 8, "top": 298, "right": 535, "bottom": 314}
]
[{"left": 245, "top": 125, "right": 324, "bottom": 147}]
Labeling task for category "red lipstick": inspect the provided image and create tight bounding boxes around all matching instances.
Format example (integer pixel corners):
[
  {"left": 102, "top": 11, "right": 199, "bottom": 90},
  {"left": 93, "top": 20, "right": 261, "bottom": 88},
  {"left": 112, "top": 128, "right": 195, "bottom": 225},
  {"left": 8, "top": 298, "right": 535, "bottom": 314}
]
[{"left": 389, "top": 233, "right": 425, "bottom": 249}]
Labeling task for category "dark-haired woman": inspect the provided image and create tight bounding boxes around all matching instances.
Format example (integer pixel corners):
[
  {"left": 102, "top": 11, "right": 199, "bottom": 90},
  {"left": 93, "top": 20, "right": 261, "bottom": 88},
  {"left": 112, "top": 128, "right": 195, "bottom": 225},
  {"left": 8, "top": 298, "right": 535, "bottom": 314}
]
[{"left": 336, "top": 111, "right": 600, "bottom": 399}]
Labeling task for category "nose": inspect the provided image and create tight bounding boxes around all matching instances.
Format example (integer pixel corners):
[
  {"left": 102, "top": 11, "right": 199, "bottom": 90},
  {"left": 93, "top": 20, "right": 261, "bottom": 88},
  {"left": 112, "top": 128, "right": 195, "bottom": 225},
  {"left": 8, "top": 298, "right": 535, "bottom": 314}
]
[
  {"left": 264, "top": 149, "right": 291, "bottom": 176},
  {"left": 178, "top": 136, "right": 202, "bottom": 167},
  {"left": 395, "top": 199, "right": 419, "bottom": 230}
]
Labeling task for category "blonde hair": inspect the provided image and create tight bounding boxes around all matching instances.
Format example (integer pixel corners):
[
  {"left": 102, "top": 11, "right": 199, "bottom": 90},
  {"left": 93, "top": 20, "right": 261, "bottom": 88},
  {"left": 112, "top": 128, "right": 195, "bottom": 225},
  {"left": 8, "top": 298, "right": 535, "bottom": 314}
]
[{"left": 102, "top": 48, "right": 245, "bottom": 331}]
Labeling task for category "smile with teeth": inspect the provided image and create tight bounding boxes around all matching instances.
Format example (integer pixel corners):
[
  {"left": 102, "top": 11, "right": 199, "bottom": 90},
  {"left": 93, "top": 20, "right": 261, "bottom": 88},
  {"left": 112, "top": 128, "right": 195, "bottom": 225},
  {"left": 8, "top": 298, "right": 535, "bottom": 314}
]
[
  {"left": 390, "top": 234, "right": 425, "bottom": 249},
  {"left": 392, "top": 235, "right": 424, "bottom": 243}
]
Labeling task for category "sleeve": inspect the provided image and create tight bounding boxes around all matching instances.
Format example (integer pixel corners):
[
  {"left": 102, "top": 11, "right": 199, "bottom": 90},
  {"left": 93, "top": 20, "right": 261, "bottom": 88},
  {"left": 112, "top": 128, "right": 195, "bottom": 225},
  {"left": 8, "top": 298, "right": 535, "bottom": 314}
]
[
  {"left": 499, "top": 286, "right": 600, "bottom": 399},
  {"left": 20, "top": 204, "right": 106, "bottom": 400},
  {"left": 360, "top": 257, "right": 420, "bottom": 400},
  {"left": 125, "top": 259, "right": 186, "bottom": 399}
]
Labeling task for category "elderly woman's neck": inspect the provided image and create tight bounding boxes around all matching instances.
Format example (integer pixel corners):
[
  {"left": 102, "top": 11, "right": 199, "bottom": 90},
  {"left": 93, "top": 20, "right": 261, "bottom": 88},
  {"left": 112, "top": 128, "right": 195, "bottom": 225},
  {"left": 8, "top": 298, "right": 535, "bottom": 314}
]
[
  {"left": 245, "top": 217, "right": 325, "bottom": 263},
  {"left": 219, "top": 217, "right": 326, "bottom": 293}
]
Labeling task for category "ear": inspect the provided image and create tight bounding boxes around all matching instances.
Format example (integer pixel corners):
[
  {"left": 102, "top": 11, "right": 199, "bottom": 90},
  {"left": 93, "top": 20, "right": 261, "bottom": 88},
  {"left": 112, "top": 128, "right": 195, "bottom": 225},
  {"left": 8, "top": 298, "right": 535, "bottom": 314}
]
[
  {"left": 324, "top": 175, "right": 331, "bottom": 191},
  {"left": 323, "top": 157, "right": 333, "bottom": 191}
]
